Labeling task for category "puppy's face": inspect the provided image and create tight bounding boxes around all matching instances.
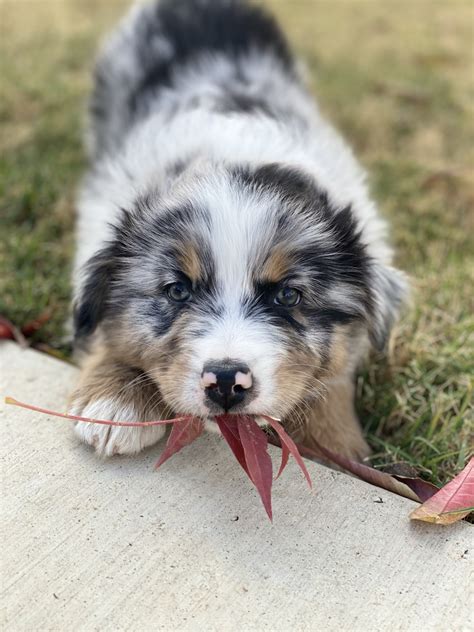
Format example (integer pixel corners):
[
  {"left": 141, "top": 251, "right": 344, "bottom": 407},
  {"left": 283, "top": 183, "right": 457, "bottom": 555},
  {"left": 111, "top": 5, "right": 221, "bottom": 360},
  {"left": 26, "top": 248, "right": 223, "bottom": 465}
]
[{"left": 75, "top": 163, "right": 405, "bottom": 420}]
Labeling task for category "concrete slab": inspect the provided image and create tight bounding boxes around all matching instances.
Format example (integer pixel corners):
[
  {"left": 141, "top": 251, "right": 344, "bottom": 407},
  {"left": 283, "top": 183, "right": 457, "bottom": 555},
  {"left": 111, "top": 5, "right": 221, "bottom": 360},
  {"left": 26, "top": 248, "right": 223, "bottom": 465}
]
[{"left": 1, "top": 341, "right": 472, "bottom": 631}]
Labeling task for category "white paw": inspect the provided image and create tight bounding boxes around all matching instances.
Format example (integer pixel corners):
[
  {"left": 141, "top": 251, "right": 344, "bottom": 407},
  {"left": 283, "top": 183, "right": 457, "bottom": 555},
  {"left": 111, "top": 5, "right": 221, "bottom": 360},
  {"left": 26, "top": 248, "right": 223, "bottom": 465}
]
[{"left": 72, "top": 398, "right": 166, "bottom": 457}]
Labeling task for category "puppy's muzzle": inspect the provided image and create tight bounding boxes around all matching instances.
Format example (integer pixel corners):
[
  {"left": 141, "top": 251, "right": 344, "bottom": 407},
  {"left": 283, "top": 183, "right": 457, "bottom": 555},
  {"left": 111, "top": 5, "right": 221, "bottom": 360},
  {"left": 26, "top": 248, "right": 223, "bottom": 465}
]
[{"left": 201, "top": 362, "right": 253, "bottom": 412}]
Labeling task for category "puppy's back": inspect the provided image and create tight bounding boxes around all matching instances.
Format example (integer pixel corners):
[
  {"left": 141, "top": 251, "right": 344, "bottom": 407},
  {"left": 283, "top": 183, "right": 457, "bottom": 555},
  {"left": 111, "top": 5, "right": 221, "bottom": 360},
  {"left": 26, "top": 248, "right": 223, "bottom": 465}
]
[{"left": 88, "top": 0, "right": 296, "bottom": 159}]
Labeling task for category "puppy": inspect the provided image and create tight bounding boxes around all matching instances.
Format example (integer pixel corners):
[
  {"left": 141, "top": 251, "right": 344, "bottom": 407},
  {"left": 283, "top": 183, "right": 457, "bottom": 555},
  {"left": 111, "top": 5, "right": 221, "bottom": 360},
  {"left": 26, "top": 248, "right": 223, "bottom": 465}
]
[{"left": 70, "top": 0, "right": 407, "bottom": 460}]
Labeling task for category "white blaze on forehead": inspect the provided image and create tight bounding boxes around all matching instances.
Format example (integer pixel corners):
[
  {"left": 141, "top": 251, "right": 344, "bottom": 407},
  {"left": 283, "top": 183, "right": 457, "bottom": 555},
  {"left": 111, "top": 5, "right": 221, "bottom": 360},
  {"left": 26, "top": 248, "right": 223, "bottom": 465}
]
[
  {"left": 188, "top": 168, "right": 340, "bottom": 306},
  {"left": 193, "top": 170, "right": 278, "bottom": 301}
]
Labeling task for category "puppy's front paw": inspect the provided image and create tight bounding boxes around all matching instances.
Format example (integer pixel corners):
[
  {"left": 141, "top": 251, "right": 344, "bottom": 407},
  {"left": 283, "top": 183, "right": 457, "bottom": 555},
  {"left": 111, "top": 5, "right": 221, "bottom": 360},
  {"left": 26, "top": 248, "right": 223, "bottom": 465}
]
[{"left": 72, "top": 398, "right": 166, "bottom": 457}]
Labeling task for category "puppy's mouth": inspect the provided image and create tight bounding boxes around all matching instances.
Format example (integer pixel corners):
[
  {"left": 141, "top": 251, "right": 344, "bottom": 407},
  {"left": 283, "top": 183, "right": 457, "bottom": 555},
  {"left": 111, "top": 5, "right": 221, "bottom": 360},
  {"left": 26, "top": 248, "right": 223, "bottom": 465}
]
[{"left": 206, "top": 413, "right": 280, "bottom": 428}]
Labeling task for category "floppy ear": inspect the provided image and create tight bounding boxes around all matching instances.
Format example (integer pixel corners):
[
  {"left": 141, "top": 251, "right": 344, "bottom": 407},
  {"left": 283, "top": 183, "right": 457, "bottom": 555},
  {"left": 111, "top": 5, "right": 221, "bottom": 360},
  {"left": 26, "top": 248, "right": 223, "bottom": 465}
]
[
  {"left": 369, "top": 263, "right": 409, "bottom": 351},
  {"left": 73, "top": 245, "right": 118, "bottom": 340}
]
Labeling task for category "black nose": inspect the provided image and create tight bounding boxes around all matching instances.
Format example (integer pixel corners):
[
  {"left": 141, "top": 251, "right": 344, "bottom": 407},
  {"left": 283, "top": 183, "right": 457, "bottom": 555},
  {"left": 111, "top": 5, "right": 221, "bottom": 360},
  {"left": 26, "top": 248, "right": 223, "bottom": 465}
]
[{"left": 201, "top": 363, "right": 253, "bottom": 412}]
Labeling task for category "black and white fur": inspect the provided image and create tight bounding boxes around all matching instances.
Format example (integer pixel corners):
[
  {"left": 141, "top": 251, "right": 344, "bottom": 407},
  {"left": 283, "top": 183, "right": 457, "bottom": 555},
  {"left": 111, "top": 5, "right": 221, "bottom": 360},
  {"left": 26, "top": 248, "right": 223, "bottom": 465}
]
[{"left": 71, "top": 0, "right": 407, "bottom": 459}]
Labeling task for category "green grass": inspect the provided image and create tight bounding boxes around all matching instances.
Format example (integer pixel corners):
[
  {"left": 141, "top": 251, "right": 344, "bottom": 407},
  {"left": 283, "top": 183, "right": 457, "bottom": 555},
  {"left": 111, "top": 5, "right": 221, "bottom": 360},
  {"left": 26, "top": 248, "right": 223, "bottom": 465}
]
[{"left": 0, "top": 0, "right": 472, "bottom": 487}]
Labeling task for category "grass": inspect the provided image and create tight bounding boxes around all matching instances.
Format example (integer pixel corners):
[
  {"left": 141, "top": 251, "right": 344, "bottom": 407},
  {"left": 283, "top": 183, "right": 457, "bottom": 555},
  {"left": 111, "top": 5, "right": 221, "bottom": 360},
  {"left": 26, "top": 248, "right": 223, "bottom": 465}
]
[{"left": 0, "top": 0, "right": 472, "bottom": 487}]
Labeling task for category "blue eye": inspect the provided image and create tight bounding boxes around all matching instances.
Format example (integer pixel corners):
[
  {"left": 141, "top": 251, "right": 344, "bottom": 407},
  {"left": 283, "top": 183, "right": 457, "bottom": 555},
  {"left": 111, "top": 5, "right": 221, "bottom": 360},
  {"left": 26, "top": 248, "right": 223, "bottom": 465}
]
[
  {"left": 167, "top": 281, "right": 192, "bottom": 302},
  {"left": 274, "top": 287, "right": 301, "bottom": 307}
]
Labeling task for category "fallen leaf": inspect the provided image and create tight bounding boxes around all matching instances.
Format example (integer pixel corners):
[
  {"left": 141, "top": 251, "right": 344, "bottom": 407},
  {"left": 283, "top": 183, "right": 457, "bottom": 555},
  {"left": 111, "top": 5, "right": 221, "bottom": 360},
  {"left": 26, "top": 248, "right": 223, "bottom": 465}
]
[
  {"left": 380, "top": 463, "right": 437, "bottom": 500},
  {"left": 4, "top": 397, "right": 188, "bottom": 428},
  {"left": 0, "top": 316, "right": 27, "bottom": 346},
  {"left": 391, "top": 474, "right": 439, "bottom": 503},
  {"left": 23, "top": 399, "right": 452, "bottom": 521},
  {"left": 275, "top": 439, "right": 289, "bottom": 480},
  {"left": 410, "top": 458, "right": 474, "bottom": 524},
  {"left": 21, "top": 310, "right": 52, "bottom": 337},
  {"left": 264, "top": 416, "right": 312, "bottom": 488},
  {"left": 216, "top": 415, "right": 250, "bottom": 477},
  {"left": 294, "top": 440, "right": 437, "bottom": 503},
  {"left": 6, "top": 398, "right": 308, "bottom": 519},
  {"left": 155, "top": 418, "right": 205, "bottom": 468},
  {"left": 237, "top": 416, "right": 274, "bottom": 520}
]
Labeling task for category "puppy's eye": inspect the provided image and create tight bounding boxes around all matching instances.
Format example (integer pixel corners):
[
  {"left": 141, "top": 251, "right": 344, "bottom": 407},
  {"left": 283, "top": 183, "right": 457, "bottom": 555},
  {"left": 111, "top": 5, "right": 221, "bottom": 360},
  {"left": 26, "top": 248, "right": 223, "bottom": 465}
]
[
  {"left": 166, "top": 281, "right": 192, "bottom": 303},
  {"left": 274, "top": 286, "right": 301, "bottom": 307}
]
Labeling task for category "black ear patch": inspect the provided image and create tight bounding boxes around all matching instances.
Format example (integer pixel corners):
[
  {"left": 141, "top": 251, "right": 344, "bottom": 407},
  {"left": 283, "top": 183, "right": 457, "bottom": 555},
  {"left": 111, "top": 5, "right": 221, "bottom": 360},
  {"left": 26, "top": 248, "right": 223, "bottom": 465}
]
[{"left": 73, "top": 245, "right": 119, "bottom": 340}]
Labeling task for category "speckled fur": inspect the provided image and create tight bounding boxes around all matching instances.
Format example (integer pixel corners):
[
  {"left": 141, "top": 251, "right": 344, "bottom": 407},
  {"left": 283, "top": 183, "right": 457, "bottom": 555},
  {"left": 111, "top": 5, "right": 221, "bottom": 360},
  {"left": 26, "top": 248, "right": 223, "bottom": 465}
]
[{"left": 71, "top": 0, "right": 407, "bottom": 459}]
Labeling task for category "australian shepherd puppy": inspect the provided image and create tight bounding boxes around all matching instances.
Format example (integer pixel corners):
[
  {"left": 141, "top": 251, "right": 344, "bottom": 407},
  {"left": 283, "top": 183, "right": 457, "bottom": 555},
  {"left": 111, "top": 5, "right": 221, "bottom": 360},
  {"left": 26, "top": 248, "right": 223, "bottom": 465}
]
[{"left": 70, "top": 0, "right": 407, "bottom": 460}]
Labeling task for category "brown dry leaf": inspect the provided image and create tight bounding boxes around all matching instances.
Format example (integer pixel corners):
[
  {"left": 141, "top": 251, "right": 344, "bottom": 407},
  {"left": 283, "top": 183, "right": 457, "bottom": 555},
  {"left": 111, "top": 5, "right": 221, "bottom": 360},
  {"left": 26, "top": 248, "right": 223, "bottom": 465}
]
[{"left": 410, "top": 458, "right": 474, "bottom": 525}]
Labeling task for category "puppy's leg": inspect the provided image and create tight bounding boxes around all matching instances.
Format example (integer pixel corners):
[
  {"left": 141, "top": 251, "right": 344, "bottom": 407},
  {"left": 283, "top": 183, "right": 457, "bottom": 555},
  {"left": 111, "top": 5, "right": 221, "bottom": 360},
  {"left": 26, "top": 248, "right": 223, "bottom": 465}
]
[
  {"left": 70, "top": 349, "right": 167, "bottom": 457},
  {"left": 299, "top": 377, "right": 370, "bottom": 462}
]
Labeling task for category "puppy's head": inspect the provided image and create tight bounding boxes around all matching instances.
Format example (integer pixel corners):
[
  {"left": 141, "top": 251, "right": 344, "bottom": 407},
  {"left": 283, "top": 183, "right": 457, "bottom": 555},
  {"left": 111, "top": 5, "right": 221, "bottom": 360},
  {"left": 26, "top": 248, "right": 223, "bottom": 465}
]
[{"left": 74, "top": 163, "right": 407, "bottom": 419}]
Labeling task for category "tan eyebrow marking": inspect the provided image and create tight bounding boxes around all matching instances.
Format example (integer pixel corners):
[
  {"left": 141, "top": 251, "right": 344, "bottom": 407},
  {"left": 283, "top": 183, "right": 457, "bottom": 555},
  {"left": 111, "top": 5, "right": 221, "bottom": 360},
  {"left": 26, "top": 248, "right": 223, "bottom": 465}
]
[
  {"left": 177, "top": 242, "right": 202, "bottom": 282},
  {"left": 260, "top": 246, "right": 293, "bottom": 282}
]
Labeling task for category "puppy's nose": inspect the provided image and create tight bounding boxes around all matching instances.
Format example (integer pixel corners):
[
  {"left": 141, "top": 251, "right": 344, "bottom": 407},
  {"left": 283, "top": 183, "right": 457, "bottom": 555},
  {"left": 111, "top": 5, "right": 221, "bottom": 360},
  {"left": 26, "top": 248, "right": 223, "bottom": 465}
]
[{"left": 201, "top": 363, "right": 253, "bottom": 412}]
